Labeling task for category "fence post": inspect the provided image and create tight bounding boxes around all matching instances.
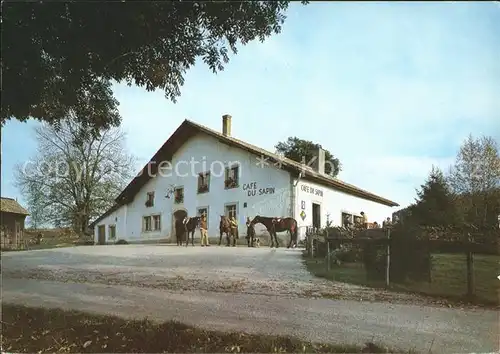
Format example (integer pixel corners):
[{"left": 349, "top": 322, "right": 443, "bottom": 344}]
[
  {"left": 309, "top": 234, "right": 314, "bottom": 258},
  {"left": 466, "top": 250, "right": 474, "bottom": 300},
  {"left": 465, "top": 231, "right": 475, "bottom": 301},
  {"left": 386, "top": 227, "right": 391, "bottom": 287},
  {"left": 326, "top": 240, "right": 331, "bottom": 272}
]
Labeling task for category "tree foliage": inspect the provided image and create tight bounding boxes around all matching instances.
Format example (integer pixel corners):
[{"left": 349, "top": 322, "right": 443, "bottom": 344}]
[
  {"left": 2, "top": 1, "right": 307, "bottom": 134},
  {"left": 411, "top": 166, "right": 461, "bottom": 227},
  {"left": 400, "top": 135, "right": 499, "bottom": 243},
  {"left": 448, "top": 135, "right": 500, "bottom": 228},
  {"left": 275, "top": 137, "right": 341, "bottom": 177},
  {"left": 23, "top": 179, "right": 47, "bottom": 229},
  {"left": 448, "top": 135, "right": 500, "bottom": 195},
  {"left": 14, "top": 116, "right": 136, "bottom": 234}
]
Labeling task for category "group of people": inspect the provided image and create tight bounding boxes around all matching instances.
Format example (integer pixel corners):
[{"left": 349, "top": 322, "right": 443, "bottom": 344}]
[
  {"left": 371, "top": 217, "right": 393, "bottom": 229},
  {"left": 342, "top": 211, "right": 394, "bottom": 230},
  {"left": 192, "top": 212, "right": 239, "bottom": 247},
  {"left": 195, "top": 210, "right": 395, "bottom": 246},
  {"left": 188, "top": 213, "right": 261, "bottom": 247}
]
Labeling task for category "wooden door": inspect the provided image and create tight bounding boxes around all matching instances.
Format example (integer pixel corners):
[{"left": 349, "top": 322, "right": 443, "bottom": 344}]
[{"left": 97, "top": 225, "right": 106, "bottom": 245}]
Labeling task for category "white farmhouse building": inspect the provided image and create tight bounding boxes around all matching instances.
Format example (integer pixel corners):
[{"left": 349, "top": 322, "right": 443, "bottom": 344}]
[{"left": 91, "top": 115, "right": 399, "bottom": 245}]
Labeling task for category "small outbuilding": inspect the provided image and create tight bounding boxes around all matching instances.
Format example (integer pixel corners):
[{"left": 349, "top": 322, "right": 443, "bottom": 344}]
[{"left": 1, "top": 197, "right": 29, "bottom": 250}]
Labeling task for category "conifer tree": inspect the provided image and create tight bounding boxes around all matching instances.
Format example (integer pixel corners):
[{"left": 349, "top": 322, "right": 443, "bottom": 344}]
[{"left": 412, "top": 166, "right": 460, "bottom": 227}]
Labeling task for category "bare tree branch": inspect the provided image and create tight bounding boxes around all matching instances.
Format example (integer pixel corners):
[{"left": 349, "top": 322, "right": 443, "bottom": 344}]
[
  {"left": 447, "top": 135, "right": 500, "bottom": 229},
  {"left": 15, "top": 115, "right": 136, "bottom": 233}
]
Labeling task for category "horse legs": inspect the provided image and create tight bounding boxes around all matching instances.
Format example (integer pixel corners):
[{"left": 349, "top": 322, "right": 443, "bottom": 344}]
[
  {"left": 226, "top": 232, "right": 231, "bottom": 247},
  {"left": 274, "top": 231, "right": 279, "bottom": 248},
  {"left": 219, "top": 231, "right": 223, "bottom": 246},
  {"left": 232, "top": 232, "right": 236, "bottom": 247},
  {"left": 185, "top": 231, "right": 194, "bottom": 246}
]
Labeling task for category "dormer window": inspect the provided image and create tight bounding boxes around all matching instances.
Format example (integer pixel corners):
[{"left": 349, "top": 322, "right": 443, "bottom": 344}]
[
  {"left": 224, "top": 165, "right": 239, "bottom": 189},
  {"left": 145, "top": 192, "right": 154, "bottom": 207}
]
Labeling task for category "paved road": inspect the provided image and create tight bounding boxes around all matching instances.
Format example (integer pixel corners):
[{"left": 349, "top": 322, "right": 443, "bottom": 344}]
[{"left": 1, "top": 245, "right": 499, "bottom": 353}]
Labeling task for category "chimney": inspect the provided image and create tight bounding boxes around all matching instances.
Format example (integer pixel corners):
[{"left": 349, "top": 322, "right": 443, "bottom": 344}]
[
  {"left": 311, "top": 147, "right": 326, "bottom": 175},
  {"left": 222, "top": 114, "right": 232, "bottom": 136}
]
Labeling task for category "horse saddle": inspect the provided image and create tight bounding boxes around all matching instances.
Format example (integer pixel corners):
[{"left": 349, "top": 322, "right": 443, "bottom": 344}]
[{"left": 272, "top": 217, "right": 283, "bottom": 224}]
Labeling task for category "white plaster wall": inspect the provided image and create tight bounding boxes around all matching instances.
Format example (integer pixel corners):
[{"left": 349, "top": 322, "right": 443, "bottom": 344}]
[
  {"left": 116, "top": 133, "right": 292, "bottom": 242},
  {"left": 93, "top": 132, "right": 397, "bottom": 243},
  {"left": 93, "top": 206, "right": 126, "bottom": 243},
  {"left": 294, "top": 179, "right": 396, "bottom": 238}
]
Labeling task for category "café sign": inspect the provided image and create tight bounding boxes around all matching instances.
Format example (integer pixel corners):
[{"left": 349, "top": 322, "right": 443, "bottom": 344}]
[
  {"left": 300, "top": 184, "right": 323, "bottom": 197},
  {"left": 242, "top": 182, "right": 275, "bottom": 197}
]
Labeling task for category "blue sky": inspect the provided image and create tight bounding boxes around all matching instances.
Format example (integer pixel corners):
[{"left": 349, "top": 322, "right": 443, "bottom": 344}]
[{"left": 2, "top": 1, "right": 499, "bottom": 215}]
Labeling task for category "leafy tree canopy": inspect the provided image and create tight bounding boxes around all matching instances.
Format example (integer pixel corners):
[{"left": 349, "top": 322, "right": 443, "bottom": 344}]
[
  {"left": 2, "top": 1, "right": 307, "bottom": 134},
  {"left": 402, "top": 135, "right": 499, "bottom": 234},
  {"left": 275, "top": 137, "right": 341, "bottom": 177},
  {"left": 448, "top": 134, "right": 500, "bottom": 195},
  {"left": 447, "top": 134, "right": 500, "bottom": 228},
  {"left": 412, "top": 166, "right": 461, "bottom": 227}
]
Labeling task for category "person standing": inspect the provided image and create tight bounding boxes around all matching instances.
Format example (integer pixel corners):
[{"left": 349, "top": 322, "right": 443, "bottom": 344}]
[
  {"left": 230, "top": 215, "right": 239, "bottom": 241},
  {"left": 245, "top": 217, "right": 252, "bottom": 245},
  {"left": 360, "top": 211, "right": 368, "bottom": 229},
  {"left": 200, "top": 212, "right": 209, "bottom": 247}
]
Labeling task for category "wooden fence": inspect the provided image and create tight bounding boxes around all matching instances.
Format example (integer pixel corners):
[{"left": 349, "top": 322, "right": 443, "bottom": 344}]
[{"left": 305, "top": 225, "right": 499, "bottom": 302}]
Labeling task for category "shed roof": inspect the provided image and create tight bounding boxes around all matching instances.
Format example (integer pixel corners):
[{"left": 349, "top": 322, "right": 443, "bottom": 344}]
[
  {"left": 114, "top": 119, "right": 399, "bottom": 208},
  {"left": 0, "top": 197, "right": 29, "bottom": 215}
]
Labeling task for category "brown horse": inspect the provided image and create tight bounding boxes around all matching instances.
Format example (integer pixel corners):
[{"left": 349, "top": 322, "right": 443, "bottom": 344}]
[
  {"left": 219, "top": 215, "right": 237, "bottom": 246},
  {"left": 175, "top": 219, "right": 186, "bottom": 246},
  {"left": 250, "top": 215, "right": 298, "bottom": 248},
  {"left": 246, "top": 220, "right": 256, "bottom": 247},
  {"left": 183, "top": 216, "right": 201, "bottom": 247}
]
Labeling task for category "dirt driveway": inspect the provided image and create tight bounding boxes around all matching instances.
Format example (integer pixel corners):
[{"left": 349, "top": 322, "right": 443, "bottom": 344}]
[
  {"left": 0, "top": 244, "right": 476, "bottom": 303},
  {"left": 2, "top": 245, "right": 498, "bottom": 353},
  {"left": 1, "top": 244, "right": 415, "bottom": 301}
]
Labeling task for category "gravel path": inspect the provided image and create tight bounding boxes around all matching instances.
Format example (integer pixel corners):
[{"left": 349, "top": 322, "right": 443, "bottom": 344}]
[
  {"left": 0, "top": 245, "right": 478, "bottom": 306},
  {"left": 1, "top": 245, "right": 499, "bottom": 353}
]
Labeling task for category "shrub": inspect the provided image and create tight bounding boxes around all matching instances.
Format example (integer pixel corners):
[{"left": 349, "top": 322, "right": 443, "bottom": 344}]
[{"left": 334, "top": 244, "right": 363, "bottom": 263}]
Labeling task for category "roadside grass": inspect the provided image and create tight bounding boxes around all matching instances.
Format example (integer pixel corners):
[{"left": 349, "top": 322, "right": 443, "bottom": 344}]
[
  {"left": 303, "top": 252, "right": 499, "bottom": 307},
  {"left": 1, "top": 304, "right": 412, "bottom": 353}
]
